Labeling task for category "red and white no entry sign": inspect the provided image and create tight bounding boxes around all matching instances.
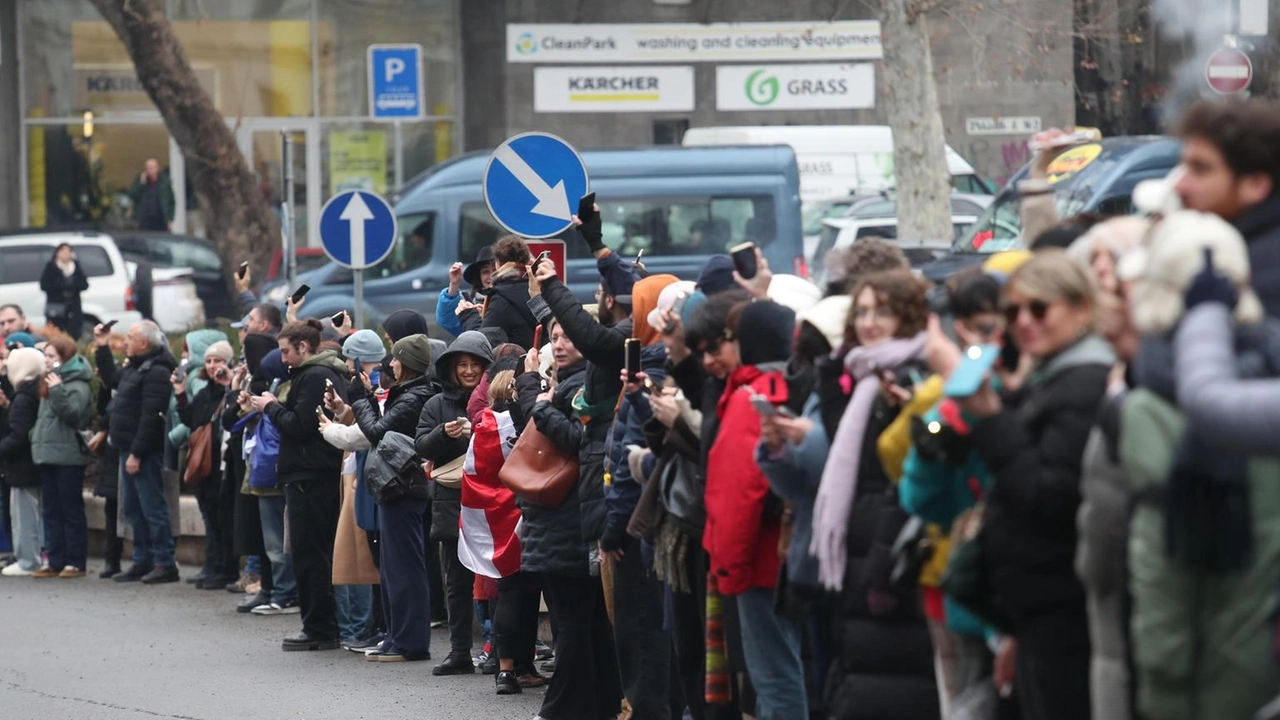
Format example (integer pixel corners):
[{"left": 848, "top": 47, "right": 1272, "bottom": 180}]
[{"left": 1206, "top": 48, "right": 1253, "bottom": 95}]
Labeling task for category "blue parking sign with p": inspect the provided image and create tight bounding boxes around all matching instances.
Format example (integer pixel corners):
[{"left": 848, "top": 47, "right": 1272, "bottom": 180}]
[{"left": 368, "top": 44, "right": 423, "bottom": 120}]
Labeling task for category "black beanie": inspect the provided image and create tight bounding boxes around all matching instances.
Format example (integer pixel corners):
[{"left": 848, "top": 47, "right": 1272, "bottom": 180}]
[
  {"left": 737, "top": 300, "right": 795, "bottom": 366},
  {"left": 383, "top": 309, "right": 429, "bottom": 343}
]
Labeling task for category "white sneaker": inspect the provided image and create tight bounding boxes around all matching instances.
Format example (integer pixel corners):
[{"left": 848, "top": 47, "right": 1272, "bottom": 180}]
[
  {"left": 251, "top": 602, "right": 301, "bottom": 615},
  {"left": 2, "top": 563, "right": 34, "bottom": 577}
]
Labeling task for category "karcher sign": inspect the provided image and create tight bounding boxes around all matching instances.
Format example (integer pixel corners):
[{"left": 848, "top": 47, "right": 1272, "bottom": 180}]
[
  {"left": 535, "top": 66, "right": 695, "bottom": 113},
  {"left": 716, "top": 64, "right": 875, "bottom": 111},
  {"left": 508, "top": 22, "right": 882, "bottom": 64}
]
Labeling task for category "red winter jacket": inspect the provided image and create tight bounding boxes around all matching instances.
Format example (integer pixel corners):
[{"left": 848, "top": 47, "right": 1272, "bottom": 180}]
[{"left": 704, "top": 365, "right": 788, "bottom": 596}]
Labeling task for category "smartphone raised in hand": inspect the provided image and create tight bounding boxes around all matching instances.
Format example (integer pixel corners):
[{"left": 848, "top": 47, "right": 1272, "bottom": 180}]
[
  {"left": 532, "top": 250, "right": 552, "bottom": 272},
  {"left": 533, "top": 324, "right": 544, "bottom": 350},
  {"left": 103, "top": 319, "right": 119, "bottom": 331},
  {"left": 624, "top": 338, "right": 641, "bottom": 383},
  {"left": 577, "top": 192, "right": 597, "bottom": 225},
  {"left": 237, "top": 261, "right": 250, "bottom": 280},
  {"left": 290, "top": 284, "right": 311, "bottom": 304},
  {"left": 331, "top": 311, "right": 346, "bottom": 328},
  {"left": 944, "top": 344, "right": 1001, "bottom": 398},
  {"left": 729, "top": 242, "right": 758, "bottom": 280}
]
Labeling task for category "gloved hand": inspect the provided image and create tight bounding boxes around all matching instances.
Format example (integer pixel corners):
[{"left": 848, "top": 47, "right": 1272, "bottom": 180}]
[
  {"left": 599, "top": 521, "right": 627, "bottom": 553},
  {"left": 575, "top": 211, "right": 606, "bottom": 255},
  {"left": 1184, "top": 247, "right": 1238, "bottom": 311}
]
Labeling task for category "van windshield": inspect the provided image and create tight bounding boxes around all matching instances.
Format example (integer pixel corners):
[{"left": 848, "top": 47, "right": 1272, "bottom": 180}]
[{"left": 458, "top": 196, "right": 777, "bottom": 262}]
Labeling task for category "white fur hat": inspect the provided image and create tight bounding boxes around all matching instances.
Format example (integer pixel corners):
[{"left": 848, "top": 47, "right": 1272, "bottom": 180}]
[
  {"left": 1131, "top": 210, "right": 1262, "bottom": 335},
  {"left": 4, "top": 347, "right": 46, "bottom": 387}
]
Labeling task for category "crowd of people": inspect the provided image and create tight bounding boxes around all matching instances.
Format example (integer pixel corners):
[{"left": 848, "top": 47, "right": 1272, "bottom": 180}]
[{"left": 2, "top": 98, "right": 1280, "bottom": 720}]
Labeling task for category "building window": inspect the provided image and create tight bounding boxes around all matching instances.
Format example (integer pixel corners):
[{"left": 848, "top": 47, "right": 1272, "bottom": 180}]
[{"left": 652, "top": 119, "right": 689, "bottom": 146}]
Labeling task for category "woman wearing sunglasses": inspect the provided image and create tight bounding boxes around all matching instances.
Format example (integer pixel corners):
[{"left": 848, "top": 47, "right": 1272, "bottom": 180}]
[{"left": 956, "top": 250, "right": 1115, "bottom": 720}]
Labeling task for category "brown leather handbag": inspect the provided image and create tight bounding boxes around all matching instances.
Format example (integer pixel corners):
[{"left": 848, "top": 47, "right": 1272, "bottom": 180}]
[
  {"left": 183, "top": 399, "right": 224, "bottom": 488},
  {"left": 498, "top": 424, "right": 579, "bottom": 508}
]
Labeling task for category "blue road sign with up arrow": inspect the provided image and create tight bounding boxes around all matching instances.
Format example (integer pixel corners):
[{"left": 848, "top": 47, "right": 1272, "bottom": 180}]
[
  {"left": 319, "top": 191, "right": 399, "bottom": 270},
  {"left": 368, "top": 44, "right": 424, "bottom": 120},
  {"left": 483, "top": 132, "right": 589, "bottom": 239}
]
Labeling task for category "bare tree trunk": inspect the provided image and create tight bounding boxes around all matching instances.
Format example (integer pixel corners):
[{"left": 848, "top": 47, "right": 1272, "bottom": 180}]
[
  {"left": 879, "top": 0, "right": 955, "bottom": 242},
  {"left": 91, "top": 0, "right": 279, "bottom": 293}
]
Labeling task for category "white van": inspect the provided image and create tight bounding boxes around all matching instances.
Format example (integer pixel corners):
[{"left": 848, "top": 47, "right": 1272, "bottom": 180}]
[{"left": 681, "top": 125, "right": 992, "bottom": 203}]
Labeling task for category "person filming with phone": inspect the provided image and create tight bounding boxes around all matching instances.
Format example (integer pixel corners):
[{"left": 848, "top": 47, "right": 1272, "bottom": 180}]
[
  {"left": 414, "top": 331, "right": 493, "bottom": 676},
  {"left": 251, "top": 318, "right": 351, "bottom": 652}
]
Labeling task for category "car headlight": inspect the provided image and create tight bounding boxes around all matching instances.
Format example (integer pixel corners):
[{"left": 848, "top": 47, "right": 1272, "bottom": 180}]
[{"left": 266, "top": 285, "right": 287, "bottom": 303}]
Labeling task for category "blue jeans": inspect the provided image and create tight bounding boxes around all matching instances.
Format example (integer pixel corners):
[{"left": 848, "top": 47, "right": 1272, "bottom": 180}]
[
  {"left": 9, "top": 487, "right": 42, "bottom": 571},
  {"left": 736, "top": 588, "right": 808, "bottom": 720},
  {"left": 258, "top": 496, "right": 296, "bottom": 605},
  {"left": 335, "top": 584, "right": 372, "bottom": 643},
  {"left": 119, "top": 452, "right": 174, "bottom": 567},
  {"left": 245, "top": 554, "right": 262, "bottom": 576}
]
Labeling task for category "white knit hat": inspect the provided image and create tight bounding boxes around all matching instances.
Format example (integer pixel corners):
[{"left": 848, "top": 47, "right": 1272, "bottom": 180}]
[
  {"left": 5, "top": 347, "right": 46, "bottom": 386},
  {"left": 797, "top": 295, "right": 852, "bottom": 350}
]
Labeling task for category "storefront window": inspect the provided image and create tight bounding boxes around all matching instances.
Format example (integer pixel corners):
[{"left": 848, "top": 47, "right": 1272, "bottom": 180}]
[
  {"left": 21, "top": 1, "right": 462, "bottom": 229},
  {"left": 28, "top": 122, "right": 172, "bottom": 230}
]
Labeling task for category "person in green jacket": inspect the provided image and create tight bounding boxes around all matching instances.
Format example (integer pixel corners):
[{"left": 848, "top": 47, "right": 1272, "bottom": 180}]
[{"left": 31, "top": 337, "right": 94, "bottom": 578}]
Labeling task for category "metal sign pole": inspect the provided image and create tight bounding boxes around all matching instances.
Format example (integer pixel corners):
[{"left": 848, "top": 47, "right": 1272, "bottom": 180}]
[
  {"left": 394, "top": 120, "right": 404, "bottom": 191},
  {"left": 282, "top": 130, "right": 297, "bottom": 291},
  {"left": 353, "top": 272, "right": 366, "bottom": 330}
]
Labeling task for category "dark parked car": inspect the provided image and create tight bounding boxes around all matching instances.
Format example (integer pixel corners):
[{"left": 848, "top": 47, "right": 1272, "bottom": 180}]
[{"left": 113, "top": 232, "right": 237, "bottom": 322}]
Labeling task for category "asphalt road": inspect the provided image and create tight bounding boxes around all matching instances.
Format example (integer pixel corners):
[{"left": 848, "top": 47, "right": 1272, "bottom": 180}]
[{"left": 0, "top": 562, "right": 545, "bottom": 720}]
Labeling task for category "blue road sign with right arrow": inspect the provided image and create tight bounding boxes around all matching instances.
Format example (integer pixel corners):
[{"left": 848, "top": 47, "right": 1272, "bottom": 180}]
[{"left": 483, "top": 132, "right": 589, "bottom": 239}]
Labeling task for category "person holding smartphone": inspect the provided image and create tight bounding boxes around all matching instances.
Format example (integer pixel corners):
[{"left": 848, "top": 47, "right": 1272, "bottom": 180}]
[
  {"left": 811, "top": 269, "right": 941, "bottom": 720},
  {"left": 438, "top": 246, "right": 496, "bottom": 338},
  {"left": 473, "top": 236, "right": 542, "bottom": 351},
  {"left": 596, "top": 274, "right": 679, "bottom": 718},
  {"left": 413, "top": 331, "right": 494, "bottom": 675},
  {"left": 174, "top": 339, "right": 240, "bottom": 593},
  {"left": 251, "top": 319, "right": 351, "bottom": 651}
]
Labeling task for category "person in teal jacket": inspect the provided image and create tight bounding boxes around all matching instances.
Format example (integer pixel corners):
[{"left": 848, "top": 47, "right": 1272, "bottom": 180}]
[{"left": 31, "top": 338, "right": 94, "bottom": 577}]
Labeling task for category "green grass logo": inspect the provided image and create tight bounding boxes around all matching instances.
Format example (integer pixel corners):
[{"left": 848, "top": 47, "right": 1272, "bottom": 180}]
[{"left": 745, "top": 69, "right": 780, "bottom": 106}]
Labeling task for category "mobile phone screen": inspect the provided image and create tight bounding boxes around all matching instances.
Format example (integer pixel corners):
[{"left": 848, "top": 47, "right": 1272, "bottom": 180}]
[
  {"left": 290, "top": 284, "right": 311, "bottom": 304},
  {"left": 237, "top": 261, "right": 249, "bottom": 279}
]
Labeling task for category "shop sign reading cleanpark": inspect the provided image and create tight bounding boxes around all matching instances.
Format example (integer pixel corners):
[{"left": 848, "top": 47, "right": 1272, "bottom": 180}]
[
  {"left": 508, "top": 22, "right": 882, "bottom": 64},
  {"left": 716, "top": 64, "right": 875, "bottom": 111},
  {"left": 534, "top": 66, "right": 694, "bottom": 113}
]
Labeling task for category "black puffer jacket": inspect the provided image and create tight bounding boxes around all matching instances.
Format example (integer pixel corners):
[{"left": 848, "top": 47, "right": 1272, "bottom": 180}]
[
  {"left": 352, "top": 374, "right": 436, "bottom": 445},
  {"left": 826, "top": 374, "right": 939, "bottom": 720},
  {"left": 0, "top": 379, "right": 40, "bottom": 488},
  {"left": 96, "top": 344, "right": 176, "bottom": 459},
  {"left": 541, "top": 276, "right": 631, "bottom": 542},
  {"left": 514, "top": 360, "right": 590, "bottom": 577},
  {"left": 264, "top": 350, "right": 349, "bottom": 486},
  {"left": 480, "top": 275, "right": 541, "bottom": 351},
  {"left": 969, "top": 334, "right": 1113, "bottom": 643},
  {"left": 415, "top": 331, "right": 493, "bottom": 541},
  {"left": 175, "top": 379, "right": 228, "bottom": 499}
]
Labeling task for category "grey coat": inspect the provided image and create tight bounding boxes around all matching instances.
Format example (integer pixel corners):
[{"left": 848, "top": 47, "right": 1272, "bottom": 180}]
[
  {"left": 1174, "top": 303, "right": 1280, "bottom": 453},
  {"left": 1075, "top": 395, "right": 1133, "bottom": 720}
]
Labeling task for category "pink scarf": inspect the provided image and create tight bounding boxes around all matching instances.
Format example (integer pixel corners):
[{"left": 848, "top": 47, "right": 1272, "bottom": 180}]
[{"left": 810, "top": 332, "right": 927, "bottom": 591}]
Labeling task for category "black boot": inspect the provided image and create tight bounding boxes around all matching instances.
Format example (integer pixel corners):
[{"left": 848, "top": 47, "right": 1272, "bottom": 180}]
[
  {"left": 99, "top": 563, "right": 122, "bottom": 580},
  {"left": 432, "top": 651, "right": 476, "bottom": 676}
]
